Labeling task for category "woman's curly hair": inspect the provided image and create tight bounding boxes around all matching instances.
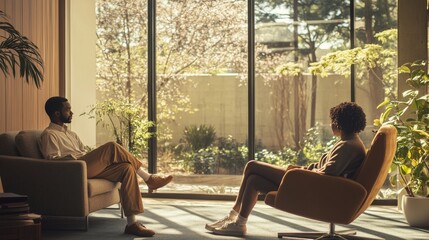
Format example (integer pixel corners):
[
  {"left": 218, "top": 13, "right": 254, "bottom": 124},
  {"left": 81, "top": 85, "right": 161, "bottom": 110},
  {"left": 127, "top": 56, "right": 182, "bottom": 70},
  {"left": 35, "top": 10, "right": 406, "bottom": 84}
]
[{"left": 330, "top": 102, "right": 366, "bottom": 134}]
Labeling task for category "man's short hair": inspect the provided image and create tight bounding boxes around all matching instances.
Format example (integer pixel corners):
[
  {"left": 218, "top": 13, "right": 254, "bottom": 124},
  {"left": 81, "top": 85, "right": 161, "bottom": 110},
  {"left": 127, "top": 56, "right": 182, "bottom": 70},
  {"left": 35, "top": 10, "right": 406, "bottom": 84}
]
[{"left": 45, "top": 96, "right": 68, "bottom": 119}]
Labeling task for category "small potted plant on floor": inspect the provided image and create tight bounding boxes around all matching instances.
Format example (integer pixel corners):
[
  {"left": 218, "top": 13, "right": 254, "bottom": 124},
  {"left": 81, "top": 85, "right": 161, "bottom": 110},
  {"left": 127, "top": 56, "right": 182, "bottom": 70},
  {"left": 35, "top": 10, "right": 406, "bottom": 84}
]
[{"left": 376, "top": 60, "right": 429, "bottom": 228}]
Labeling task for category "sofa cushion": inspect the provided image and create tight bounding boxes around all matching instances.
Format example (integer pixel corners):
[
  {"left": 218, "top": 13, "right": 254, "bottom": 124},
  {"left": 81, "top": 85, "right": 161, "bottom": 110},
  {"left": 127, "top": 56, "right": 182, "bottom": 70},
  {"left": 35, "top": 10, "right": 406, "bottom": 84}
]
[
  {"left": 15, "top": 130, "right": 44, "bottom": 159},
  {"left": 0, "top": 132, "right": 19, "bottom": 156},
  {"left": 87, "top": 178, "right": 121, "bottom": 197}
]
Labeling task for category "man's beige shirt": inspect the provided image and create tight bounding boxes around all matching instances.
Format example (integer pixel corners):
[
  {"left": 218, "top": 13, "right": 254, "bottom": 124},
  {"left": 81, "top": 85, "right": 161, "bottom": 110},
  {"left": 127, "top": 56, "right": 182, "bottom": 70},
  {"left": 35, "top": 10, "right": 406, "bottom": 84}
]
[{"left": 39, "top": 123, "right": 87, "bottom": 160}]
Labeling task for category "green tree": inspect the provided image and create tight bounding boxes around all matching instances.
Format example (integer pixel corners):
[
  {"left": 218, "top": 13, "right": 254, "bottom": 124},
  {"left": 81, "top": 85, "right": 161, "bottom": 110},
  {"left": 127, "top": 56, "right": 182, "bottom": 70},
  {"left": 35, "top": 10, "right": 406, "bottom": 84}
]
[
  {"left": 355, "top": 0, "right": 397, "bottom": 120},
  {"left": 96, "top": 0, "right": 148, "bottom": 151},
  {"left": 257, "top": 0, "right": 397, "bottom": 125},
  {"left": 97, "top": 0, "right": 242, "bottom": 150},
  {"left": 95, "top": 0, "right": 290, "bottom": 154},
  {"left": 275, "top": 63, "right": 308, "bottom": 149},
  {"left": 94, "top": 0, "right": 398, "bottom": 171},
  {"left": 310, "top": 29, "right": 397, "bottom": 101},
  {"left": 257, "top": 0, "right": 351, "bottom": 127}
]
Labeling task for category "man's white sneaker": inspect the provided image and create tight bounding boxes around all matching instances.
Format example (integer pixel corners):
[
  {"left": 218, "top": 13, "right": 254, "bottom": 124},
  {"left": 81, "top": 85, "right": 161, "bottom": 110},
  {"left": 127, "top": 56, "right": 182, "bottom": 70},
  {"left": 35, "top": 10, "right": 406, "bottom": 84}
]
[
  {"left": 212, "top": 221, "right": 247, "bottom": 236},
  {"left": 205, "top": 215, "right": 233, "bottom": 231}
]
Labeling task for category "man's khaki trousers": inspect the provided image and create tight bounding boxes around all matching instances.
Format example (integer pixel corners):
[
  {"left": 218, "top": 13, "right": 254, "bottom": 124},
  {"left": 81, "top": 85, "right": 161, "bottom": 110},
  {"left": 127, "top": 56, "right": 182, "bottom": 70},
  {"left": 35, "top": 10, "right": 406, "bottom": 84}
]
[{"left": 81, "top": 142, "right": 144, "bottom": 216}]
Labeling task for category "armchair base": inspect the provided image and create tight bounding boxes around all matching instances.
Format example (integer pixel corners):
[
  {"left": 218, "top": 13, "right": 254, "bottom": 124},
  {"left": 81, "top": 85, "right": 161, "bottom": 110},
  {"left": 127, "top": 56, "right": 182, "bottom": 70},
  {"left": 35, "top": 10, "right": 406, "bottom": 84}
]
[
  {"left": 278, "top": 223, "right": 381, "bottom": 240},
  {"left": 279, "top": 232, "right": 355, "bottom": 239}
]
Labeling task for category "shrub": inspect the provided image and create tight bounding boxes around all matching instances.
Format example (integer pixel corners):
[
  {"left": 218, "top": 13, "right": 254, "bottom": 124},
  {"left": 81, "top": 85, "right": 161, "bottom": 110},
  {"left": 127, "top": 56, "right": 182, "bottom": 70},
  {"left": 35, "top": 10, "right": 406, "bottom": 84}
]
[
  {"left": 177, "top": 124, "right": 338, "bottom": 174},
  {"left": 183, "top": 124, "right": 216, "bottom": 151},
  {"left": 256, "top": 147, "right": 298, "bottom": 167},
  {"left": 217, "top": 136, "right": 247, "bottom": 174},
  {"left": 191, "top": 147, "right": 219, "bottom": 174}
]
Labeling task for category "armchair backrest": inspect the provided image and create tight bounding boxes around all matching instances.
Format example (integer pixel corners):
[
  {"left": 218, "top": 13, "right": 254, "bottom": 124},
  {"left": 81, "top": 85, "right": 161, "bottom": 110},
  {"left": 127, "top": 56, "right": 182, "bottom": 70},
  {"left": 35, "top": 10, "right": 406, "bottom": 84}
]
[
  {"left": 0, "top": 132, "right": 19, "bottom": 156},
  {"left": 14, "top": 130, "right": 44, "bottom": 159},
  {"left": 0, "top": 130, "right": 43, "bottom": 158},
  {"left": 352, "top": 125, "right": 397, "bottom": 219}
]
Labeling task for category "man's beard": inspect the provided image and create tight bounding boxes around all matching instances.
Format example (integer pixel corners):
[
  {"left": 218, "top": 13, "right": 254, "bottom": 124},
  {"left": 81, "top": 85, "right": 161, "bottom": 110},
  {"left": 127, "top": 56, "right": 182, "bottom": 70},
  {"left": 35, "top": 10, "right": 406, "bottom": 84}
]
[{"left": 60, "top": 113, "right": 72, "bottom": 123}]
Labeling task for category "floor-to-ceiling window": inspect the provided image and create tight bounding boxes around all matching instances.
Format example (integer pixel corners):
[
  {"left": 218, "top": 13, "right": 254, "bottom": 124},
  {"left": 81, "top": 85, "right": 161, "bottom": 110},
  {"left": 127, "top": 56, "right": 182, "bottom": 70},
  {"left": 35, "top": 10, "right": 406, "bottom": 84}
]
[
  {"left": 254, "top": 0, "right": 351, "bottom": 172},
  {"left": 93, "top": 0, "right": 151, "bottom": 190},
  {"left": 154, "top": 0, "right": 248, "bottom": 194},
  {"left": 355, "top": 0, "right": 397, "bottom": 199},
  {"left": 91, "top": 0, "right": 398, "bottom": 198}
]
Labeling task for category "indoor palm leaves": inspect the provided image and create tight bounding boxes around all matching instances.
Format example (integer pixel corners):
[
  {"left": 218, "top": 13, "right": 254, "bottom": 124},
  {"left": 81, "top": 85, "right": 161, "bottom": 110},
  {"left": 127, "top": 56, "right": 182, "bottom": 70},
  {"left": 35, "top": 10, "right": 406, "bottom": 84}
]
[{"left": 0, "top": 10, "right": 43, "bottom": 88}]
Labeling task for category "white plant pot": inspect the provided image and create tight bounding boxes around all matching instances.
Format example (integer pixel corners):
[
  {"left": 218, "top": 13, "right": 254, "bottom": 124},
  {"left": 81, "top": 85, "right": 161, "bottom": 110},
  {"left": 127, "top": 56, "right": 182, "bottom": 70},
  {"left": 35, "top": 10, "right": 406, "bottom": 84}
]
[{"left": 402, "top": 195, "right": 429, "bottom": 228}]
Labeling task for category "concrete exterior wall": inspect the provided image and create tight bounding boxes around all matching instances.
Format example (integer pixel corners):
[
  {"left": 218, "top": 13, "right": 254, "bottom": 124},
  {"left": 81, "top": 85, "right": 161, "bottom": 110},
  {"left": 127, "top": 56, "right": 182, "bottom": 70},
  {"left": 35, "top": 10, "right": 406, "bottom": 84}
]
[
  {"left": 95, "top": 72, "right": 376, "bottom": 149},
  {"left": 152, "top": 74, "right": 373, "bottom": 149}
]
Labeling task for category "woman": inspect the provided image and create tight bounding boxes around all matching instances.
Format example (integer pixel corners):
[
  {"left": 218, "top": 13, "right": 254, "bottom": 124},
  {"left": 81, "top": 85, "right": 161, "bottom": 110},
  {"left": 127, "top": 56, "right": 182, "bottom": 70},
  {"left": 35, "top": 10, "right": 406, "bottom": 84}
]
[{"left": 206, "top": 102, "right": 367, "bottom": 236}]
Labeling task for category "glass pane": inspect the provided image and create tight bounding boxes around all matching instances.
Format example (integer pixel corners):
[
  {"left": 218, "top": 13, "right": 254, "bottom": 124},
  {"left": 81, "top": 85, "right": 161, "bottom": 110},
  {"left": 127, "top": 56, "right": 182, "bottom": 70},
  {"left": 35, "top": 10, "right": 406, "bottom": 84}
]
[
  {"left": 155, "top": 0, "right": 248, "bottom": 194},
  {"left": 255, "top": 1, "right": 351, "bottom": 168},
  {"left": 94, "top": 0, "right": 150, "bottom": 173},
  {"left": 355, "top": 0, "right": 398, "bottom": 199}
]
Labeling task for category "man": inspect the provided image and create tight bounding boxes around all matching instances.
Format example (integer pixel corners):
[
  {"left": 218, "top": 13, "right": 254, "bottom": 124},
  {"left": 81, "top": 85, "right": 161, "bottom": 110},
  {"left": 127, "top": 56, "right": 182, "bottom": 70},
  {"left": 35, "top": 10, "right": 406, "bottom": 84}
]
[{"left": 39, "top": 96, "right": 172, "bottom": 237}]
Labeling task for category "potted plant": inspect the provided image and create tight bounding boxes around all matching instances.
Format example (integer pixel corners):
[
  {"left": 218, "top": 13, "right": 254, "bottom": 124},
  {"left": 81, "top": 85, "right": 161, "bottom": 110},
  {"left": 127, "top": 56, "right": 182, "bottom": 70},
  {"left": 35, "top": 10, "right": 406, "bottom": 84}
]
[
  {"left": 0, "top": 10, "right": 43, "bottom": 88},
  {"left": 376, "top": 60, "right": 429, "bottom": 227}
]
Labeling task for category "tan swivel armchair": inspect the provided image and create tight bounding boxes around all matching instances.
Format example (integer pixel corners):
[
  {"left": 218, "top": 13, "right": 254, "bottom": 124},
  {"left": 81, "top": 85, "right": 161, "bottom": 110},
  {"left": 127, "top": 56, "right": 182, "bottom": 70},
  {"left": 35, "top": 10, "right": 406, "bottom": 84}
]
[{"left": 264, "top": 125, "right": 397, "bottom": 239}]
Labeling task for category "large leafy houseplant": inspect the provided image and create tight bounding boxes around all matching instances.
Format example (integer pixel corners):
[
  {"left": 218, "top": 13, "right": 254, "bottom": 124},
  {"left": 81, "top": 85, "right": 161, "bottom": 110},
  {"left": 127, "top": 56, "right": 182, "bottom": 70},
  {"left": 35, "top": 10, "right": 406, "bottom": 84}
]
[
  {"left": 0, "top": 10, "right": 43, "bottom": 87},
  {"left": 376, "top": 60, "right": 429, "bottom": 198}
]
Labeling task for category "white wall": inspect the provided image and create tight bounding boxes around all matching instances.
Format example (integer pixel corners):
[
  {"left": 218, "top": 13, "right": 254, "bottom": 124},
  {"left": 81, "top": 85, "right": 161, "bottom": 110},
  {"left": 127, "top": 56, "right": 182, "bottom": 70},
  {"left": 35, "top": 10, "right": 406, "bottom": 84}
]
[{"left": 65, "top": 0, "right": 96, "bottom": 147}]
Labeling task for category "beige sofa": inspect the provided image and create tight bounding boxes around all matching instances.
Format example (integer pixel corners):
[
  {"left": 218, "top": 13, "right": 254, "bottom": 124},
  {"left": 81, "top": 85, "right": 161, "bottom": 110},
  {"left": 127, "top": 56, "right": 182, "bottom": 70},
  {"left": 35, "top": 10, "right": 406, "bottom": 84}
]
[{"left": 0, "top": 130, "right": 121, "bottom": 230}]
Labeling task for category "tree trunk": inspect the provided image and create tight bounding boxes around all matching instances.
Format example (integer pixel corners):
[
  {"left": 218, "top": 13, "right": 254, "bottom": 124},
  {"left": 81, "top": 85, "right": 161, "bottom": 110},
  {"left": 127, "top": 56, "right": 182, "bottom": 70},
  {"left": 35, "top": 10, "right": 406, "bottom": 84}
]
[
  {"left": 364, "top": 0, "right": 374, "bottom": 43},
  {"left": 364, "top": 0, "right": 384, "bottom": 120},
  {"left": 273, "top": 75, "right": 292, "bottom": 148},
  {"left": 309, "top": 42, "right": 317, "bottom": 127},
  {"left": 368, "top": 67, "right": 384, "bottom": 120},
  {"left": 123, "top": 3, "right": 134, "bottom": 151},
  {"left": 294, "top": 75, "right": 300, "bottom": 149},
  {"left": 293, "top": 0, "right": 301, "bottom": 149}
]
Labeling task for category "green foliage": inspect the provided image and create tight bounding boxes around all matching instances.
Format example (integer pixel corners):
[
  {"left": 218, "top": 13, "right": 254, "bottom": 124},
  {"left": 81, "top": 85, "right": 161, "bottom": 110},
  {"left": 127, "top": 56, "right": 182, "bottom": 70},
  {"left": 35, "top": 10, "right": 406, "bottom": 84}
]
[
  {"left": 179, "top": 134, "right": 247, "bottom": 175},
  {"left": 298, "top": 123, "right": 337, "bottom": 166},
  {"left": 375, "top": 60, "right": 429, "bottom": 197},
  {"left": 0, "top": 10, "right": 44, "bottom": 88},
  {"left": 255, "top": 147, "right": 297, "bottom": 167},
  {"left": 217, "top": 136, "right": 248, "bottom": 175},
  {"left": 276, "top": 62, "right": 303, "bottom": 77},
  {"left": 177, "top": 124, "right": 339, "bottom": 175},
  {"left": 189, "top": 147, "right": 219, "bottom": 174},
  {"left": 310, "top": 29, "right": 397, "bottom": 98},
  {"left": 84, "top": 98, "right": 154, "bottom": 158},
  {"left": 183, "top": 125, "right": 216, "bottom": 151}
]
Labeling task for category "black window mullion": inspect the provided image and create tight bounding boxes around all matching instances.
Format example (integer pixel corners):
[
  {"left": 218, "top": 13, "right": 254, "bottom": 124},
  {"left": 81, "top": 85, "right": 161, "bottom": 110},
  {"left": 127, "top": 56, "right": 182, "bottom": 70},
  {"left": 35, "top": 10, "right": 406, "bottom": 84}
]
[
  {"left": 350, "top": 0, "right": 356, "bottom": 102},
  {"left": 248, "top": 0, "right": 255, "bottom": 161},
  {"left": 148, "top": 0, "right": 157, "bottom": 173}
]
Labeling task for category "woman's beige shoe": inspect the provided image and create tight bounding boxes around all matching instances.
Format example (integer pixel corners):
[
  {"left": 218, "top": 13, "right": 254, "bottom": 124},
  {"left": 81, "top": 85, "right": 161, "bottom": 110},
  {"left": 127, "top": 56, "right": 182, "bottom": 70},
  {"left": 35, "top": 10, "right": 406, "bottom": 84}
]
[
  {"left": 205, "top": 215, "right": 234, "bottom": 231},
  {"left": 146, "top": 174, "right": 173, "bottom": 193},
  {"left": 213, "top": 221, "right": 246, "bottom": 236}
]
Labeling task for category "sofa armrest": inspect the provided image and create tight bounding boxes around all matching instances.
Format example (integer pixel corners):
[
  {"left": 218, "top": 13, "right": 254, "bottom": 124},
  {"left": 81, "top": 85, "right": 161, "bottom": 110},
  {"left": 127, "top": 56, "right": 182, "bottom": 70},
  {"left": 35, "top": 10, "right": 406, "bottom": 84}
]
[
  {"left": 274, "top": 168, "right": 367, "bottom": 224},
  {"left": 0, "top": 155, "right": 89, "bottom": 217}
]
